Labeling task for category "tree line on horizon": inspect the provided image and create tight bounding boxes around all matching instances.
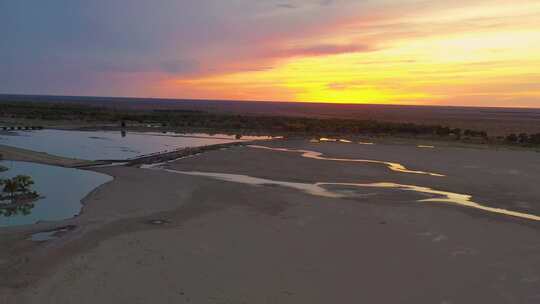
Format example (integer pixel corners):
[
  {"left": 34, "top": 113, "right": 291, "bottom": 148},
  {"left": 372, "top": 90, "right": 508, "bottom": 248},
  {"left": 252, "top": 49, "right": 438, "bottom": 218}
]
[
  {"left": 2, "top": 101, "right": 540, "bottom": 146},
  {"left": 505, "top": 133, "right": 540, "bottom": 145}
]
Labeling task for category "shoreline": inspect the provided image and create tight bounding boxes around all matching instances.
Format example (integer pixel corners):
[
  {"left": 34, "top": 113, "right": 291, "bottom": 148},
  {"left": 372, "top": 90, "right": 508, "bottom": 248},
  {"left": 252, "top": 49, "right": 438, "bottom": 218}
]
[
  {"left": 2, "top": 134, "right": 539, "bottom": 231},
  {"left": 0, "top": 144, "right": 98, "bottom": 168},
  {"left": 64, "top": 125, "right": 540, "bottom": 153},
  {"left": 0, "top": 129, "right": 279, "bottom": 168},
  {"left": 0, "top": 136, "right": 273, "bottom": 234},
  {"left": 1, "top": 134, "right": 538, "bottom": 234},
  {"left": 3, "top": 124, "right": 540, "bottom": 157}
]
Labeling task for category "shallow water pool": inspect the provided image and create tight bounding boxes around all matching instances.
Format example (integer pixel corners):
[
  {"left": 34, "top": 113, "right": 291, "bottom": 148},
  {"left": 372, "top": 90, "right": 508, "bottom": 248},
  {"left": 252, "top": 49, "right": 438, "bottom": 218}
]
[
  {"left": 0, "top": 130, "right": 267, "bottom": 161},
  {"left": 0, "top": 161, "right": 112, "bottom": 227}
]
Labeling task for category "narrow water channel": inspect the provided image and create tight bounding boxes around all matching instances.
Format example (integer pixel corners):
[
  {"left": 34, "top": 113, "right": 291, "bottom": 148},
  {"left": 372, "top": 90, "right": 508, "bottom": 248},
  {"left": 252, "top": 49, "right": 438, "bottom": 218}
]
[
  {"left": 248, "top": 145, "right": 445, "bottom": 177},
  {"left": 156, "top": 169, "right": 539, "bottom": 222}
]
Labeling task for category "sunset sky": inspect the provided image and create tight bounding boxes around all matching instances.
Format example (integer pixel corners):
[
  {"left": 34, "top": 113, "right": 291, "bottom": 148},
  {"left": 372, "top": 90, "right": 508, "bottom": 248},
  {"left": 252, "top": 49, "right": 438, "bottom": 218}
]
[{"left": 2, "top": 0, "right": 540, "bottom": 107}]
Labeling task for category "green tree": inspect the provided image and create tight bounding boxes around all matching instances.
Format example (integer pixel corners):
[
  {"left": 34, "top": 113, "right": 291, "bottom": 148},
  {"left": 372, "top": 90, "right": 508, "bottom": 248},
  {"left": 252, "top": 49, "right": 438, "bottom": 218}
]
[
  {"left": 0, "top": 175, "right": 37, "bottom": 205},
  {"left": 14, "top": 175, "right": 34, "bottom": 192},
  {"left": 1, "top": 178, "right": 19, "bottom": 204}
]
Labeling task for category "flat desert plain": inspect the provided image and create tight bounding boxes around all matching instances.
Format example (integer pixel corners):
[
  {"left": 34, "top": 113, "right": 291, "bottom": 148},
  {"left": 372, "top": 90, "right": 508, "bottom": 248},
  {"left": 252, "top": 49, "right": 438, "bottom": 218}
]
[{"left": 1, "top": 139, "right": 539, "bottom": 303}]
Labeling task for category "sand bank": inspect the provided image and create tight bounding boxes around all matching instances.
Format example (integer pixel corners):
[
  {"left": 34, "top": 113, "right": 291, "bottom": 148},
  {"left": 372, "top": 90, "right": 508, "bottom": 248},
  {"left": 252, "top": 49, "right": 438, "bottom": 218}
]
[
  {"left": 1, "top": 139, "right": 539, "bottom": 303},
  {"left": 0, "top": 144, "right": 95, "bottom": 167}
]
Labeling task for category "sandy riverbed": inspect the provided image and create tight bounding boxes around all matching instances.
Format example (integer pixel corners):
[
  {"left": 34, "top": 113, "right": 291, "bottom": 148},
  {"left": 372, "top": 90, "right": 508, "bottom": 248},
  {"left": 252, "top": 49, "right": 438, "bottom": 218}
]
[
  {"left": 0, "top": 144, "right": 95, "bottom": 167},
  {"left": 1, "top": 139, "right": 539, "bottom": 303}
]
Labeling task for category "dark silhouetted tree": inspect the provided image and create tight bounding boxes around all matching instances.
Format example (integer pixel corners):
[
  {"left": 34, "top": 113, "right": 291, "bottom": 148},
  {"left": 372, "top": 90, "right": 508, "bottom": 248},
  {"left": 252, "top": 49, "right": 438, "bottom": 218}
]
[
  {"left": 506, "top": 133, "right": 518, "bottom": 143},
  {"left": 518, "top": 133, "right": 529, "bottom": 144}
]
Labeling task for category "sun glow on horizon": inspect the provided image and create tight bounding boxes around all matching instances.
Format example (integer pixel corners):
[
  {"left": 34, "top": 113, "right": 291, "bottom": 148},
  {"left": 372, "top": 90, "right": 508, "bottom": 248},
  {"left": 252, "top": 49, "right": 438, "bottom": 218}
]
[{"left": 162, "top": 1, "right": 540, "bottom": 107}]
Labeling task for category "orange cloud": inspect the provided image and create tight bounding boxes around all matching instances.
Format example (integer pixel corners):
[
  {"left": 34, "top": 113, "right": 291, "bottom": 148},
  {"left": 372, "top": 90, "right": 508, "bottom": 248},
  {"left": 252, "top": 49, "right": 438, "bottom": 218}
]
[{"left": 155, "top": 0, "right": 540, "bottom": 107}]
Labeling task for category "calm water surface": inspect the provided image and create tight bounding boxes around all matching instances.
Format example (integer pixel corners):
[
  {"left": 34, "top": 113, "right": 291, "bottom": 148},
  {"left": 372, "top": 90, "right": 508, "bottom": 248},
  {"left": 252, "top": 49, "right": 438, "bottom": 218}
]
[
  {"left": 249, "top": 145, "right": 445, "bottom": 177},
  {"left": 0, "top": 130, "right": 267, "bottom": 160},
  {"left": 160, "top": 169, "right": 540, "bottom": 222},
  {"left": 0, "top": 161, "right": 112, "bottom": 227}
]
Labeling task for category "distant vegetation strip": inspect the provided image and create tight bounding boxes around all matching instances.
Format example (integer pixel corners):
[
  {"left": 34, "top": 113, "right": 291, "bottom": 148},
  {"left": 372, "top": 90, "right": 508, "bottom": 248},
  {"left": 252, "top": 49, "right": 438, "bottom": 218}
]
[{"left": 1, "top": 101, "right": 540, "bottom": 147}]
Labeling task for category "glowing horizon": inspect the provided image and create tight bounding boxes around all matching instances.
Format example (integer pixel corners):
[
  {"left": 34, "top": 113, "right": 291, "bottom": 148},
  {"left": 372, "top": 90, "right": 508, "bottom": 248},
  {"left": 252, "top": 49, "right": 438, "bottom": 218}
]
[{"left": 2, "top": 1, "right": 540, "bottom": 108}]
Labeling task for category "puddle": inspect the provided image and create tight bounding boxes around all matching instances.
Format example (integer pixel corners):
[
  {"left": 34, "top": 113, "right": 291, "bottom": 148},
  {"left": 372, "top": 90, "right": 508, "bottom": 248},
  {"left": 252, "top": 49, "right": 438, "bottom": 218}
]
[
  {"left": 317, "top": 138, "right": 352, "bottom": 143},
  {"left": 248, "top": 145, "right": 445, "bottom": 177},
  {"left": 160, "top": 170, "right": 540, "bottom": 222},
  {"left": 147, "top": 219, "right": 171, "bottom": 225},
  {"left": 29, "top": 225, "right": 76, "bottom": 242},
  {"left": 0, "top": 161, "right": 112, "bottom": 227}
]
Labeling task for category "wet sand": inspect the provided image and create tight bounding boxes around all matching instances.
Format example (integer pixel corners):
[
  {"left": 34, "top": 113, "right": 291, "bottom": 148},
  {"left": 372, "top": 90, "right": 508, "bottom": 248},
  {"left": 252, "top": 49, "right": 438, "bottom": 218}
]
[{"left": 1, "top": 139, "right": 540, "bottom": 303}]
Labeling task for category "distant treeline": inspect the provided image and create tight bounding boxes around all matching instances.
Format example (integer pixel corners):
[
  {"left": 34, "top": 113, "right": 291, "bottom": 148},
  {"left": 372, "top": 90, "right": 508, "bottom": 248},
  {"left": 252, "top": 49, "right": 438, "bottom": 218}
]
[
  {"left": 0, "top": 101, "right": 130, "bottom": 122},
  {"left": 2, "top": 101, "right": 538, "bottom": 147},
  {"left": 505, "top": 133, "right": 540, "bottom": 145}
]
